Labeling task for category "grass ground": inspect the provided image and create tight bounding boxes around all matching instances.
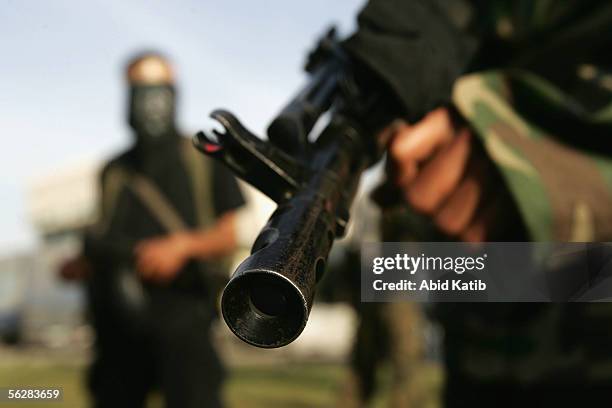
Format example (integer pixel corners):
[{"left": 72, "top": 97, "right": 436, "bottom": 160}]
[{"left": 0, "top": 351, "right": 441, "bottom": 407}]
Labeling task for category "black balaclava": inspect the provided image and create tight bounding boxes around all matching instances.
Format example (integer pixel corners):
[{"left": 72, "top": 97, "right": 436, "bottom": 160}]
[
  {"left": 126, "top": 54, "right": 178, "bottom": 147},
  {"left": 128, "top": 84, "right": 177, "bottom": 143}
]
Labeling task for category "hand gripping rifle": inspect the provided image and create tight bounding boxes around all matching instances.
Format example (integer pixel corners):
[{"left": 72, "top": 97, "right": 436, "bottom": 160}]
[{"left": 194, "top": 28, "right": 395, "bottom": 348}]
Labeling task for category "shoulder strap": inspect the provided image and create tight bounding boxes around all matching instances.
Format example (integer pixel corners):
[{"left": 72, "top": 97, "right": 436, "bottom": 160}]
[
  {"left": 180, "top": 137, "right": 215, "bottom": 228},
  {"left": 94, "top": 164, "right": 129, "bottom": 236},
  {"left": 98, "top": 161, "right": 188, "bottom": 234},
  {"left": 97, "top": 139, "right": 215, "bottom": 235},
  {"left": 128, "top": 173, "right": 188, "bottom": 233},
  {"left": 179, "top": 137, "right": 233, "bottom": 278}
]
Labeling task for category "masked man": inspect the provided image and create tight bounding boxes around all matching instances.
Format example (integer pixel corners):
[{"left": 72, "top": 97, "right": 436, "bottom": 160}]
[{"left": 65, "top": 53, "right": 244, "bottom": 408}]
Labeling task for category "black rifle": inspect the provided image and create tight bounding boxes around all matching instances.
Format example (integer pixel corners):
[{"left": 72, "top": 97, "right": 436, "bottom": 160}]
[{"left": 194, "top": 28, "right": 395, "bottom": 348}]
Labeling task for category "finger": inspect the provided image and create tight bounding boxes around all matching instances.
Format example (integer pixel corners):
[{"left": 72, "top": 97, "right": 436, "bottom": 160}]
[
  {"left": 133, "top": 245, "right": 153, "bottom": 272},
  {"left": 460, "top": 196, "right": 499, "bottom": 242},
  {"left": 381, "top": 119, "right": 409, "bottom": 147},
  {"left": 396, "top": 160, "right": 418, "bottom": 187},
  {"left": 153, "top": 263, "right": 176, "bottom": 283},
  {"left": 389, "top": 108, "right": 455, "bottom": 167},
  {"left": 157, "top": 268, "right": 174, "bottom": 283},
  {"left": 135, "top": 237, "right": 163, "bottom": 253},
  {"left": 134, "top": 240, "right": 151, "bottom": 254},
  {"left": 147, "top": 266, "right": 162, "bottom": 282},
  {"left": 136, "top": 257, "right": 151, "bottom": 277},
  {"left": 406, "top": 129, "right": 472, "bottom": 214},
  {"left": 146, "top": 260, "right": 166, "bottom": 281},
  {"left": 434, "top": 160, "right": 487, "bottom": 236},
  {"left": 134, "top": 253, "right": 145, "bottom": 271},
  {"left": 136, "top": 253, "right": 158, "bottom": 277}
]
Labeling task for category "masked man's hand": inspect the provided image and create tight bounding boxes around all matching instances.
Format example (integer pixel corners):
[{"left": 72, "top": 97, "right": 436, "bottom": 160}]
[
  {"left": 387, "top": 107, "right": 506, "bottom": 242},
  {"left": 58, "top": 255, "right": 92, "bottom": 281},
  {"left": 135, "top": 233, "right": 191, "bottom": 283}
]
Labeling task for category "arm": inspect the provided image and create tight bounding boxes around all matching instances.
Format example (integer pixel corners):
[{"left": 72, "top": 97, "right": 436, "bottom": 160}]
[
  {"left": 58, "top": 161, "right": 135, "bottom": 281},
  {"left": 135, "top": 161, "right": 245, "bottom": 283},
  {"left": 384, "top": 106, "right": 524, "bottom": 242},
  {"left": 134, "top": 211, "right": 239, "bottom": 283},
  {"left": 343, "top": 0, "right": 480, "bottom": 121},
  {"left": 179, "top": 211, "right": 238, "bottom": 260},
  {"left": 386, "top": 77, "right": 612, "bottom": 243},
  {"left": 369, "top": 1, "right": 612, "bottom": 242}
]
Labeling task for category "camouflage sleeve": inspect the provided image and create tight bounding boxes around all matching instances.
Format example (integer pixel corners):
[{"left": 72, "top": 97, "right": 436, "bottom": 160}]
[{"left": 452, "top": 70, "right": 612, "bottom": 241}]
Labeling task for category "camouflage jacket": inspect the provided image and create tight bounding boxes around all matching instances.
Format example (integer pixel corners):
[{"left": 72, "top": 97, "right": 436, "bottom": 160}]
[
  {"left": 441, "top": 70, "right": 612, "bottom": 385},
  {"left": 375, "top": 0, "right": 612, "bottom": 386}
]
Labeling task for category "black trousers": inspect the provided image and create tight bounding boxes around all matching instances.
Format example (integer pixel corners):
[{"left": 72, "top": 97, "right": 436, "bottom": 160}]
[
  {"left": 87, "top": 288, "right": 224, "bottom": 408},
  {"left": 445, "top": 377, "right": 612, "bottom": 408}
]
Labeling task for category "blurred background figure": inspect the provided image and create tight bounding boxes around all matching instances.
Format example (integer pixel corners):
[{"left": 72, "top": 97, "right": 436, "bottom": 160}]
[
  {"left": 335, "top": 277, "right": 430, "bottom": 408},
  {"left": 330, "top": 192, "right": 438, "bottom": 408},
  {"left": 1, "top": 2, "right": 376, "bottom": 407},
  {"left": 60, "top": 53, "right": 245, "bottom": 408}
]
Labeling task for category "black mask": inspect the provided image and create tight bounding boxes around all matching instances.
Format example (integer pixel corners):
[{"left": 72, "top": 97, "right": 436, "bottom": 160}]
[{"left": 128, "top": 84, "right": 176, "bottom": 142}]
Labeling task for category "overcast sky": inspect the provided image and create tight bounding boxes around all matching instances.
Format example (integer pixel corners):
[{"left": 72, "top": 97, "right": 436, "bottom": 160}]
[{"left": 0, "top": 0, "right": 364, "bottom": 254}]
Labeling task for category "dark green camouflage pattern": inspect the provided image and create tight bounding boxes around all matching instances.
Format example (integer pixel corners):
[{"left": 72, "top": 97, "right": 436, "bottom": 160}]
[
  {"left": 380, "top": 0, "right": 612, "bottom": 392},
  {"left": 453, "top": 70, "right": 612, "bottom": 242}
]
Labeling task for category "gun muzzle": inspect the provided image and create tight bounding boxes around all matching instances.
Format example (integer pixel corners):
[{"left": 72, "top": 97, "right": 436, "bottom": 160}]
[
  {"left": 221, "top": 187, "right": 335, "bottom": 348},
  {"left": 221, "top": 118, "right": 368, "bottom": 348}
]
